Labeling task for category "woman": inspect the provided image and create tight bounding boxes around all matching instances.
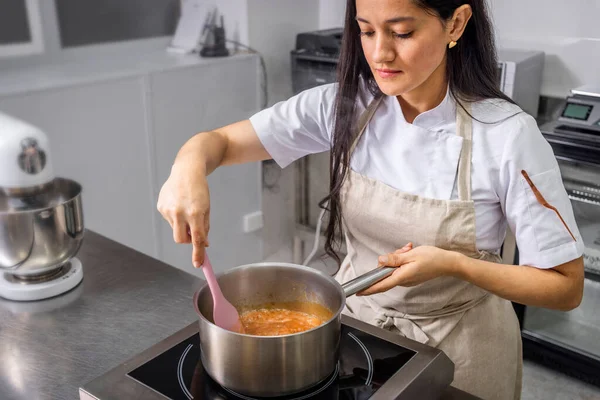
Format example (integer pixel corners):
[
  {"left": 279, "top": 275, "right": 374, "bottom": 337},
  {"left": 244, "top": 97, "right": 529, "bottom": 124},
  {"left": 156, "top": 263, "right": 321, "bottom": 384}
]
[{"left": 157, "top": 1, "right": 585, "bottom": 398}]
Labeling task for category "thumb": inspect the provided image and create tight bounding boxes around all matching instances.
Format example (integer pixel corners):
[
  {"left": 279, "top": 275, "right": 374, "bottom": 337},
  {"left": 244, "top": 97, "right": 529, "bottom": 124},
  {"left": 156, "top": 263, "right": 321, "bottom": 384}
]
[
  {"left": 378, "top": 251, "right": 408, "bottom": 267},
  {"left": 394, "top": 242, "right": 413, "bottom": 254},
  {"left": 378, "top": 243, "right": 412, "bottom": 266}
]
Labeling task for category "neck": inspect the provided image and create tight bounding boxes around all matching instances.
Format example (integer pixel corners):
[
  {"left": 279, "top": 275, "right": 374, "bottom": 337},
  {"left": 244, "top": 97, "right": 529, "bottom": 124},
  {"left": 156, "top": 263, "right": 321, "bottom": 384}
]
[{"left": 397, "top": 61, "right": 448, "bottom": 123}]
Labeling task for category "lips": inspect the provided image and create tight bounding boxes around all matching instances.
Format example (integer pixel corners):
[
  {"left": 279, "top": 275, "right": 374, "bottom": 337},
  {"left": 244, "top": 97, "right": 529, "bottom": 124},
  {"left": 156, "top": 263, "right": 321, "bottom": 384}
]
[{"left": 375, "top": 68, "right": 402, "bottom": 79}]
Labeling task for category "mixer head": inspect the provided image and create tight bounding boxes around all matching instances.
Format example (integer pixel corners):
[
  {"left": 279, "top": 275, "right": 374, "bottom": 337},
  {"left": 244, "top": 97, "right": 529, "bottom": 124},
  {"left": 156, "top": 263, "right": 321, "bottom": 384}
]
[{"left": 0, "top": 111, "right": 55, "bottom": 194}]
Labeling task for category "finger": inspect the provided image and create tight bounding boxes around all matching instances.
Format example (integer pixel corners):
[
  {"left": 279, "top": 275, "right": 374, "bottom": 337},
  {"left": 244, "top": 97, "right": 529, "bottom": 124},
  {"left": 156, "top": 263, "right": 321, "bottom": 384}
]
[
  {"left": 192, "top": 243, "right": 206, "bottom": 269},
  {"left": 204, "top": 208, "right": 210, "bottom": 248},
  {"left": 376, "top": 243, "right": 412, "bottom": 266},
  {"left": 172, "top": 216, "right": 191, "bottom": 243},
  {"left": 393, "top": 242, "right": 413, "bottom": 254},
  {"left": 358, "top": 270, "right": 404, "bottom": 296},
  {"left": 189, "top": 216, "right": 208, "bottom": 268},
  {"left": 378, "top": 251, "right": 409, "bottom": 267}
]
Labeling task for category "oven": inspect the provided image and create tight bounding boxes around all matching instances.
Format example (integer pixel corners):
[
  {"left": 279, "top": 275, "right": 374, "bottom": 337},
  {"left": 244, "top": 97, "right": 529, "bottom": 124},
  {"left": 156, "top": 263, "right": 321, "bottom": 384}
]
[{"left": 514, "top": 109, "right": 600, "bottom": 387}]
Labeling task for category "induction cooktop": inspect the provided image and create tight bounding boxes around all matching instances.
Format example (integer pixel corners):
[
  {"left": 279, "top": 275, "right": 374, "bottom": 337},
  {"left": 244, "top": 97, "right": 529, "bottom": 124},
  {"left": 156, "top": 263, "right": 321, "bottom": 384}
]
[{"left": 80, "top": 315, "right": 455, "bottom": 400}]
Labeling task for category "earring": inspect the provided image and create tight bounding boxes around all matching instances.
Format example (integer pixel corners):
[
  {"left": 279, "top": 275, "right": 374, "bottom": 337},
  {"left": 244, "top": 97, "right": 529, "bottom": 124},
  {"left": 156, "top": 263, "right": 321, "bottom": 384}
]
[{"left": 449, "top": 41, "right": 457, "bottom": 49}]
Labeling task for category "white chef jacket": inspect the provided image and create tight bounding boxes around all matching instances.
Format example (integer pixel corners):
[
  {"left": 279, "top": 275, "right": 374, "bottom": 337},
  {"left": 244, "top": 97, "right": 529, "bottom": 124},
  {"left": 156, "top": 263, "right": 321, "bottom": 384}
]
[{"left": 249, "top": 82, "right": 584, "bottom": 269}]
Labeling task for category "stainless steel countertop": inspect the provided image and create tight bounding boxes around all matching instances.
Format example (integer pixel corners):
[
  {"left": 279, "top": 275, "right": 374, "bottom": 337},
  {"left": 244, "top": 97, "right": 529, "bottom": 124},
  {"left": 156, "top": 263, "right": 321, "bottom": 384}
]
[
  {"left": 0, "top": 231, "right": 201, "bottom": 400},
  {"left": 0, "top": 230, "right": 479, "bottom": 400}
]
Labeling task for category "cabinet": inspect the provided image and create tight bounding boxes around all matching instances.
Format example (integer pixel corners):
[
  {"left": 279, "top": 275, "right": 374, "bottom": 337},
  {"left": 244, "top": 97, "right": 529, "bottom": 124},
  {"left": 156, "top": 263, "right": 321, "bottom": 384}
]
[
  {"left": 0, "top": 77, "right": 157, "bottom": 258},
  {"left": 0, "top": 51, "right": 263, "bottom": 275}
]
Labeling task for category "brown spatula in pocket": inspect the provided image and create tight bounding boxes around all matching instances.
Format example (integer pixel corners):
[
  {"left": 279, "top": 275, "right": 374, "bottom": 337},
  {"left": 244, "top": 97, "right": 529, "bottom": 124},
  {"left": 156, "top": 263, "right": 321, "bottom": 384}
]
[{"left": 521, "top": 170, "right": 576, "bottom": 242}]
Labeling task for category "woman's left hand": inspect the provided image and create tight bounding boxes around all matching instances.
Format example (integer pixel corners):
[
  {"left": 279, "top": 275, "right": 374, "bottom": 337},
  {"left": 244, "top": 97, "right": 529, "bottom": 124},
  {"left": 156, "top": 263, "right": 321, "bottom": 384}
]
[{"left": 357, "top": 243, "right": 459, "bottom": 296}]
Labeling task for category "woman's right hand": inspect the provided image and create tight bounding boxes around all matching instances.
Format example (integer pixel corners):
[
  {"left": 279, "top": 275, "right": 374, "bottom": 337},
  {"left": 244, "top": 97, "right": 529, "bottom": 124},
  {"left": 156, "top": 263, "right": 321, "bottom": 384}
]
[
  {"left": 157, "top": 162, "right": 210, "bottom": 268},
  {"left": 157, "top": 121, "right": 271, "bottom": 268}
]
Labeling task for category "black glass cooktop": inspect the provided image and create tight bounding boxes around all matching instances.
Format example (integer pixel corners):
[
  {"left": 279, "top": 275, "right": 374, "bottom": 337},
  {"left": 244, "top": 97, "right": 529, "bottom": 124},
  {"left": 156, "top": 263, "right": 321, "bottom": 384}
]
[{"left": 128, "top": 325, "right": 416, "bottom": 399}]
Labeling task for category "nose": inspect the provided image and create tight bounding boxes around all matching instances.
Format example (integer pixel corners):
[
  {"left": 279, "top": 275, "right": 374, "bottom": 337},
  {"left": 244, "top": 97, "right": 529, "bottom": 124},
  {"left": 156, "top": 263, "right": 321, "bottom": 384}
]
[{"left": 372, "top": 34, "right": 395, "bottom": 64}]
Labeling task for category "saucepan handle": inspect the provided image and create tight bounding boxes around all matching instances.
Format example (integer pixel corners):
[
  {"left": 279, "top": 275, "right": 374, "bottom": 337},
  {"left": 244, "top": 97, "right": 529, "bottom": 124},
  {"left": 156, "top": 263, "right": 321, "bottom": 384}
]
[{"left": 341, "top": 266, "right": 396, "bottom": 297}]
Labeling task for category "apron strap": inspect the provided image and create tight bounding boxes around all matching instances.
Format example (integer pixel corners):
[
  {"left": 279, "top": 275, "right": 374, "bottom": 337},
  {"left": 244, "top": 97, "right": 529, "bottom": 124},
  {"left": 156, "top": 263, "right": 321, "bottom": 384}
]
[
  {"left": 350, "top": 94, "right": 384, "bottom": 155},
  {"left": 455, "top": 102, "right": 473, "bottom": 202}
]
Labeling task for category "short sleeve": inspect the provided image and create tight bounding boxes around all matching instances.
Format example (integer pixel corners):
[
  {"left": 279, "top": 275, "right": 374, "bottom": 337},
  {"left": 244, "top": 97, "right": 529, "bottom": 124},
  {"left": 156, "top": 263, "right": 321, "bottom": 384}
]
[
  {"left": 249, "top": 83, "right": 337, "bottom": 168},
  {"left": 498, "top": 114, "right": 584, "bottom": 269}
]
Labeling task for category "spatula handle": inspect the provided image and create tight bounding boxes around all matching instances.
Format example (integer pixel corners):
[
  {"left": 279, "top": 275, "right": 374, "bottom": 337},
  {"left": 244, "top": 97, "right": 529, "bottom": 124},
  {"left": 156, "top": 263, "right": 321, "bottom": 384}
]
[{"left": 201, "top": 253, "right": 224, "bottom": 300}]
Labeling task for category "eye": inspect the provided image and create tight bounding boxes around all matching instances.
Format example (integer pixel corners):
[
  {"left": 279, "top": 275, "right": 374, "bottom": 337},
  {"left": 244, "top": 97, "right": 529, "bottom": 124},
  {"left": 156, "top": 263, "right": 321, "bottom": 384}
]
[
  {"left": 393, "top": 31, "right": 413, "bottom": 39},
  {"left": 359, "top": 31, "right": 375, "bottom": 37}
]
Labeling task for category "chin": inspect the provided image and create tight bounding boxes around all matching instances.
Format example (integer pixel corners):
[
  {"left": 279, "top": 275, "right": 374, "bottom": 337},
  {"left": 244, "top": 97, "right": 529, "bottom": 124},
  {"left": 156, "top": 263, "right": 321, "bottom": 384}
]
[
  {"left": 375, "top": 80, "right": 412, "bottom": 97},
  {"left": 374, "top": 73, "right": 430, "bottom": 98}
]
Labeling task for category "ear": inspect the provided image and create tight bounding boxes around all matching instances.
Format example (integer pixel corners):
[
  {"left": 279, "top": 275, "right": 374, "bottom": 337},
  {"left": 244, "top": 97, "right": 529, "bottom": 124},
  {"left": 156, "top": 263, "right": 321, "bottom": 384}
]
[{"left": 448, "top": 4, "right": 473, "bottom": 42}]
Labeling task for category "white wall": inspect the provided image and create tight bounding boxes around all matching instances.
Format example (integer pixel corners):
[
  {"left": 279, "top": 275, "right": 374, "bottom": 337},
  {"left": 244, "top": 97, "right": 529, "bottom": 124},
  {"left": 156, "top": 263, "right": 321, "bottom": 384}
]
[
  {"left": 319, "top": 0, "right": 346, "bottom": 30},
  {"left": 247, "top": 0, "right": 320, "bottom": 104},
  {"left": 490, "top": 0, "right": 600, "bottom": 98},
  {"left": 211, "top": 0, "right": 250, "bottom": 47}
]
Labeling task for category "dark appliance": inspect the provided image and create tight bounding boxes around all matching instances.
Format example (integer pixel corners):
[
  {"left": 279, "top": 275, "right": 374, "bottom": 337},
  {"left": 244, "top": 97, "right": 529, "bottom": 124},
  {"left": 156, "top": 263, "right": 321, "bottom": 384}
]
[{"left": 290, "top": 28, "right": 342, "bottom": 94}]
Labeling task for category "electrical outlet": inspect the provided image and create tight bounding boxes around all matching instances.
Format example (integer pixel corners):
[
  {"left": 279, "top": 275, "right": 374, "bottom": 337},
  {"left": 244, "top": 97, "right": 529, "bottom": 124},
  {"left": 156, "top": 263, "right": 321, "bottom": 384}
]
[{"left": 243, "top": 211, "right": 263, "bottom": 233}]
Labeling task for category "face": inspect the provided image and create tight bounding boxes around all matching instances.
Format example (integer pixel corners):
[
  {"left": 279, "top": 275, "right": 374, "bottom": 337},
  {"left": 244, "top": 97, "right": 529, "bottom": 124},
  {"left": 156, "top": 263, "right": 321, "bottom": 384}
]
[{"left": 355, "top": 0, "right": 455, "bottom": 98}]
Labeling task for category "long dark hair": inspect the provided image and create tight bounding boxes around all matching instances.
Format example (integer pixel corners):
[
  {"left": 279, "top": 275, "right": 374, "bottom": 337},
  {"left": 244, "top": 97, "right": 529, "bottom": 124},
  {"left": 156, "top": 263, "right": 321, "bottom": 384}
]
[{"left": 320, "top": 0, "right": 517, "bottom": 265}]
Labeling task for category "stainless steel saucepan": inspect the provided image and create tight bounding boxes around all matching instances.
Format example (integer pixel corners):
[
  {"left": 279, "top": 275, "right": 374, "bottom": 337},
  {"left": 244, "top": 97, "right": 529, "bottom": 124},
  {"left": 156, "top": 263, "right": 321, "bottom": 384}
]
[{"left": 193, "top": 262, "right": 395, "bottom": 397}]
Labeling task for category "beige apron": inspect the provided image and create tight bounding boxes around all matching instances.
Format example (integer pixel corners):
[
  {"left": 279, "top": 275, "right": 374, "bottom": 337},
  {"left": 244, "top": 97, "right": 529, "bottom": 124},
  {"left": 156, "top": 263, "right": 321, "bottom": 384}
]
[{"left": 335, "top": 95, "right": 523, "bottom": 400}]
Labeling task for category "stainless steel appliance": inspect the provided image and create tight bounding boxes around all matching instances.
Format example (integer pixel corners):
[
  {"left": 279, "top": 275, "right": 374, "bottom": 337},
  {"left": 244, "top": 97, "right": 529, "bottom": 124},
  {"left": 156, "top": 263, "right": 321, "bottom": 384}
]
[
  {"left": 513, "top": 85, "right": 600, "bottom": 387},
  {"left": 80, "top": 315, "right": 463, "bottom": 400},
  {"left": 497, "top": 49, "right": 545, "bottom": 118},
  {"left": 0, "top": 111, "right": 85, "bottom": 301}
]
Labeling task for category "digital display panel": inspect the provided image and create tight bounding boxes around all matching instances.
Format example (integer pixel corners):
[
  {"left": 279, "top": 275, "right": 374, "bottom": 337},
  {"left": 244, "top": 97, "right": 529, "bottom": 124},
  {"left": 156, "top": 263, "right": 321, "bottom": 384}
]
[{"left": 562, "top": 103, "right": 593, "bottom": 121}]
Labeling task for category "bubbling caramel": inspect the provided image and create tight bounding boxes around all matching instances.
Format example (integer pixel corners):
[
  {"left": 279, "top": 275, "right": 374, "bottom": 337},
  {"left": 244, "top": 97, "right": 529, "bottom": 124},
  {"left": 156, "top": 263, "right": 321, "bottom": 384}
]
[{"left": 239, "top": 302, "right": 333, "bottom": 336}]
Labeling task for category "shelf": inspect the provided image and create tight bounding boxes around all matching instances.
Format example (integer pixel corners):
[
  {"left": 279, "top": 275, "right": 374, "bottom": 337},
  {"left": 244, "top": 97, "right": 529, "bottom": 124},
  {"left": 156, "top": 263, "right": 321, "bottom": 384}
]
[{"left": 0, "top": 43, "right": 256, "bottom": 96}]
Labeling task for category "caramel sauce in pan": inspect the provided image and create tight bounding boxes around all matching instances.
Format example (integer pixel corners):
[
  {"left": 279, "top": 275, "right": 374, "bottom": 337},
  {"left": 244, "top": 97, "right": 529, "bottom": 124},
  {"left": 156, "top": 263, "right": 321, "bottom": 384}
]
[{"left": 239, "top": 302, "right": 334, "bottom": 336}]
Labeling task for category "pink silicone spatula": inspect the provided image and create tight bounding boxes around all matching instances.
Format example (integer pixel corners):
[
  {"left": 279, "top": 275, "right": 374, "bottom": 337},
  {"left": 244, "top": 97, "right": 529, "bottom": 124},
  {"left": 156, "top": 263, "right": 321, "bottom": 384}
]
[{"left": 201, "top": 253, "right": 245, "bottom": 333}]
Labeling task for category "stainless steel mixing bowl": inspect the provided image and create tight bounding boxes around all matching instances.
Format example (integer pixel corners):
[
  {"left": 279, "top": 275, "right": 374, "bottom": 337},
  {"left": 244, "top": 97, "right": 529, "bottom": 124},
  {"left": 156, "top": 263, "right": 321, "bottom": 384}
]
[{"left": 0, "top": 178, "right": 84, "bottom": 276}]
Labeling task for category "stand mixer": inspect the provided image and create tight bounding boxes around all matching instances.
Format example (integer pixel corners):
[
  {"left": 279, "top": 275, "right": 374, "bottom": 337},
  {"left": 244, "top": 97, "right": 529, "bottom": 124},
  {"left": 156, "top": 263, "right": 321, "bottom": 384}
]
[{"left": 0, "top": 111, "right": 85, "bottom": 301}]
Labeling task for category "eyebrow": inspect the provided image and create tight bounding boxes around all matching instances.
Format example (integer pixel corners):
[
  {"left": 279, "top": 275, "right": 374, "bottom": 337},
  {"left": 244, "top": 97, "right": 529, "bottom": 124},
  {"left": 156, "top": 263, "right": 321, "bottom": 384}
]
[{"left": 356, "top": 16, "right": 415, "bottom": 24}]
